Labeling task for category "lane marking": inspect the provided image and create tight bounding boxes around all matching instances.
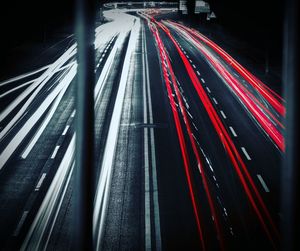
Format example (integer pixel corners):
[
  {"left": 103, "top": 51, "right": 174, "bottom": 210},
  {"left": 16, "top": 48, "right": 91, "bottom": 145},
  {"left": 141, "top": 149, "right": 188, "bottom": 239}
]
[
  {"left": 13, "top": 211, "right": 29, "bottom": 236},
  {"left": 241, "top": 147, "right": 251, "bottom": 160},
  {"left": 187, "top": 110, "right": 193, "bottom": 119},
  {"left": 21, "top": 135, "right": 75, "bottom": 250},
  {"left": 71, "top": 110, "right": 76, "bottom": 118},
  {"left": 220, "top": 110, "right": 227, "bottom": 119},
  {"left": 93, "top": 19, "right": 141, "bottom": 251},
  {"left": 206, "top": 86, "right": 210, "bottom": 93},
  {"left": 143, "top": 32, "right": 152, "bottom": 250},
  {"left": 196, "top": 71, "right": 201, "bottom": 76},
  {"left": 0, "top": 44, "right": 77, "bottom": 135},
  {"left": 20, "top": 74, "right": 73, "bottom": 160},
  {"left": 229, "top": 126, "right": 237, "bottom": 137},
  {"left": 35, "top": 173, "right": 47, "bottom": 191},
  {"left": 192, "top": 122, "right": 199, "bottom": 131},
  {"left": 213, "top": 97, "right": 218, "bottom": 105},
  {"left": 143, "top": 24, "right": 162, "bottom": 251},
  {"left": 257, "top": 175, "right": 270, "bottom": 192},
  {"left": 189, "top": 59, "right": 192, "bottom": 63},
  {"left": 192, "top": 64, "right": 196, "bottom": 69},
  {"left": 186, "top": 55, "right": 189, "bottom": 58},
  {"left": 2, "top": 65, "right": 76, "bottom": 166},
  {"left": 50, "top": 146, "right": 60, "bottom": 159},
  {"left": 201, "top": 78, "right": 206, "bottom": 84},
  {"left": 144, "top": 128, "right": 151, "bottom": 251},
  {"left": 62, "top": 125, "right": 70, "bottom": 136}
]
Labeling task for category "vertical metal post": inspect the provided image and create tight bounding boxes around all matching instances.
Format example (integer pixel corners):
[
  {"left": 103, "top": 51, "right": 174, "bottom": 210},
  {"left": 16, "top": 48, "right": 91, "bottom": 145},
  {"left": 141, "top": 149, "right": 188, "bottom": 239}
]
[
  {"left": 74, "top": 0, "right": 95, "bottom": 249},
  {"left": 281, "top": 0, "right": 299, "bottom": 250}
]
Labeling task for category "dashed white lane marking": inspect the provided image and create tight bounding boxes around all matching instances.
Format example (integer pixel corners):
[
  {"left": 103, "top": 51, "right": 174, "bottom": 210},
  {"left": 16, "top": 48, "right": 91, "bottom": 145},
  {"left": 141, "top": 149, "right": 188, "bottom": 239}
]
[
  {"left": 201, "top": 78, "right": 206, "bottom": 84},
  {"left": 184, "top": 100, "right": 190, "bottom": 109},
  {"left": 50, "top": 146, "right": 60, "bottom": 159},
  {"left": 192, "top": 64, "right": 196, "bottom": 69},
  {"left": 257, "top": 174, "right": 270, "bottom": 192},
  {"left": 13, "top": 211, "right": 29, "bottom": 236},
  {"left": 71, "top": 110, "right": 76, "bottom": 118},
  {"left": 183, "top": 51, "right": 186, "bottom": 54},
  {"left": 229, "top": 126, "right": 237, "bottom": 137},
  {"left": 206, "top": 86, "right": 211, "bottom": 93},
  {"left": 189, "top": 59, "right": 192, "bottom": 63},
  {"left": 220, "top": 110, "right": 227, "bottom": 119},
  {"left": 35, "top": 173, "right": 47, "bottom": 191},
  {"left": 213, "top": 97, "right": 218, "bottom": 105},
  {"left": 62, "top": 125, "right": 70, "bottom": 136},
  {"left": 241, "top": 147, "right": 251, "bottom": 160},
  {"left": 192, "top": 122, "right": 199, "bottom": 131},
  {"left": 186, "top": 55, "right": 189, "bottom": 58},
  {"left": 196, "top": 71, "right": 201, "bottom": 76},
  {"left": 187, "top": 110, "right": 193, "bottom": 119}
]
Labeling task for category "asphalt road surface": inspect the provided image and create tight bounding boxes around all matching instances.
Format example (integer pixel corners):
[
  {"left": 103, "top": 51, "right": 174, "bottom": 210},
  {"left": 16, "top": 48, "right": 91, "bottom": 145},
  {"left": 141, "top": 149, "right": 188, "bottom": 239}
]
[{"left": 0, "top": 8, "right": 284, "bottom": 251}]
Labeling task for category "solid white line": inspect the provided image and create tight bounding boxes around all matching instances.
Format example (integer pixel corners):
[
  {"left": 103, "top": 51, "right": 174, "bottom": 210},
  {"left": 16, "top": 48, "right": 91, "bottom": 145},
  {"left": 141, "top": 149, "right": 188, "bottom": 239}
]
[
  {"left": 229, "top": 126, "right": 237, "bottom": 137},
  {"left": 144, "top": 130, "right": 151, "bottom": 251},
  {"left": 13, "top": 211, "right": 29, "bottom": 236},
  {"left": 150, "top": 128, "right": 162, "bottom": 251},
  {"left": 257, "top": 174, "right": 270, "bottom": 192},
  {"left": 241, "top": 147, "right": 251, "bottom": 160},
  {"left": 196, "top": 71, "right": 201, "bottom": 76},
  {"left": 62, "top": 125, "right": 70, "bottom": 136},
  {"left": 51, "top": 146, "right": 60, "bottom": 159},
  {"left": 206, "top": 86, "right": 211, "bottom": 93},
  {"left": 201, "top": 78, "right": 206, "bottom": 84},
  {"left": 142, "top": 27, "right": 152, "bottom": 251},
  {"left": 35, "top": 173, "right": 47, "bottom": 191},
  {"left": 144, "top": 24, "right": 162, "bottom": 250},
  {"left": 213, "top": 97, "right": 218, "bottom": 105},
  {"left": 220, "top": 110, "right": 227, "bottom": 119}
]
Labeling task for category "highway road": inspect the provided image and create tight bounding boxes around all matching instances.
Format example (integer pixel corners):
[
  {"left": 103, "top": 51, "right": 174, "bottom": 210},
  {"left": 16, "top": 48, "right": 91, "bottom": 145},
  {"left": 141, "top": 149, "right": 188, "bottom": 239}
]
[{"left": 0, "top": 8, "right": 284, "bottom": 251}]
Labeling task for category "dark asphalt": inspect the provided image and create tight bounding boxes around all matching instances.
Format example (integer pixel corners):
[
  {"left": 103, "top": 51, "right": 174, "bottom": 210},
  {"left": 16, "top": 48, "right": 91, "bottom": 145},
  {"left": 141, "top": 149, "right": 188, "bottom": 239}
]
[{"left": 0, "top": 10, "right": 283, "bottom": 251}]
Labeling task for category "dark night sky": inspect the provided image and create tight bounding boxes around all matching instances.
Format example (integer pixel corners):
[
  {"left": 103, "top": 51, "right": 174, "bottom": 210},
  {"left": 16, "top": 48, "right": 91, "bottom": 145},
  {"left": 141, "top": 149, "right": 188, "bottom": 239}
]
[
  {"left": 0, "top": 0, "right": 283, "bottom": 56},
  {"left": 0, "top": 0, "right": 75, "bottom": 48},
  {"left": 209, "top": 0, "right": 283, "bottom": 35}
]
